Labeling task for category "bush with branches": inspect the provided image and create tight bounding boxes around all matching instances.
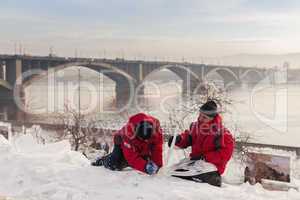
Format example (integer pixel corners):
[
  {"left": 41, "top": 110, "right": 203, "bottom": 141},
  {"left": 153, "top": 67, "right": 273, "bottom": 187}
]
[{"left": 163, "top": 82, "right": 255, "bottom": 162}]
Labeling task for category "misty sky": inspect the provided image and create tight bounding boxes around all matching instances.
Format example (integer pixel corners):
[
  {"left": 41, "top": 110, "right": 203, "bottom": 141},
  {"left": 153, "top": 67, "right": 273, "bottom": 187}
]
[{"left": 1, "top": 0, "right": 300, "bottom": 61}]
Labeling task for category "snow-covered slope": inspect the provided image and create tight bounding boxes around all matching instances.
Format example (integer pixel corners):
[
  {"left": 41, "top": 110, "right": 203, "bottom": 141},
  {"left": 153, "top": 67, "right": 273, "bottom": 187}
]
[{"left": 0, "top": 135, "right": 299, "bottom": 200}]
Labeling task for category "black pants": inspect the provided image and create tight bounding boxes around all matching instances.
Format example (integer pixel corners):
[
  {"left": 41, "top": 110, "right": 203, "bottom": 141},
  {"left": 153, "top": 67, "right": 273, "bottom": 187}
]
[
  {"left": 172, "top": 171, "right": 222, "bottom": 187},
  {"left": 94, "top": 145, "right": 128, "bottom": 170}
]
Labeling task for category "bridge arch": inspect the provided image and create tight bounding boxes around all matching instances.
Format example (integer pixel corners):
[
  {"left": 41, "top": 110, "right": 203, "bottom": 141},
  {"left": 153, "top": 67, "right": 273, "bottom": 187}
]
[
  {"left": 144, "top": 64, "right": 200, "bottom": 81},
  {"left": 240, "top": 69, "right": 265, "bottom": 85},
  {"left": 142, "top": 64, "right": 201, "bottom": 95},
  {"left": 0, "top": 79, "right": 13, "bottom": 91},
  {"left": 205, "top": 67, "right": 240, "bottom": 88},
  {"left": 21, "top": 62, "right": 137, "bottom": 110},
  {"left": 23, "top": 62, "right": 136, "bottom": 85}
]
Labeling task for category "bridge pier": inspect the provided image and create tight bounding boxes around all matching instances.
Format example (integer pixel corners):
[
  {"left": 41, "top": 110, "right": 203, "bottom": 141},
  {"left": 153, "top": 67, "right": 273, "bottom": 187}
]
[
  {"left": 0, "top": 99, "right": 25, "bottom": 121},
  {"left": 6, "top": 59, "right": 23, "bottom": 86},
  {"left": 182, "top": 78, "right": 202, "bottom": 96},
  {"left": 115, "top": 80, "right": 144, "bottom": 108},
  {"left": 0, "top": 60, "right": 6, "bottom": 81},
  {"left": 0, "top": 87, "right": 13, "bottom": 101},
  {"left": 1, "top": 59, "right": 25, "bottom": 117}
]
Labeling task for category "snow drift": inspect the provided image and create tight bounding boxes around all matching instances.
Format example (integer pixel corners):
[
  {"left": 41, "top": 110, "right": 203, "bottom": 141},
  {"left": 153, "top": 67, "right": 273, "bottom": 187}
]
[{"left": 0, "top": 134, "right": 299, "bottom": 200}]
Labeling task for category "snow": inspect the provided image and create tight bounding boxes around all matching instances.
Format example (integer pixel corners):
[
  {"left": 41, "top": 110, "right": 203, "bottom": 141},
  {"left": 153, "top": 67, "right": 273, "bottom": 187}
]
[
  {"left": 295, "top": 159, "right": 300, "bottom": 179},
  {"left": 223, "top": 156, "right": 246, "bottom": 185},
  {"left": 0, "top": 134, "right": 300, "bottom": 200}
]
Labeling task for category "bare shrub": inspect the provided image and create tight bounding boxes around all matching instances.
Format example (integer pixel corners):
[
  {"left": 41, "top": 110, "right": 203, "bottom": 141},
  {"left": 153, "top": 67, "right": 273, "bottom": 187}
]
[
  {"left": 164, "top": 82, "right": 255, "bottom": 163},
  {"left": 54, "top": 104, "right": 92, "bottom": 151}
]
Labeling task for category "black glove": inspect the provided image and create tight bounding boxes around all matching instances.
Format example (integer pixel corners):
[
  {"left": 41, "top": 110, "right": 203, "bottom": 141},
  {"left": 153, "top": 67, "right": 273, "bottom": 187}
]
[
  {"left": 114, "top": 134, "right": 123, "bottom": 145},
  {"left": 191, "top": 155, "right": 204, "bottom": 161},
  {"left": 214, "top": 134, "right": 222, "bottom": 151},
  {"left": 168, "top": 135, "right": 181, "bottom": 147}
]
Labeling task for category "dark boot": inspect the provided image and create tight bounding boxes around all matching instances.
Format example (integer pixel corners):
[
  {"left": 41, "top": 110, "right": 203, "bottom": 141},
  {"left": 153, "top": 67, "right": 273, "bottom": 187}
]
[
  {"left": 202, "top": 171, "right": 222, "bottom": 187},
  {"left": 91, "top": 157, "right": 104, "bottom": 166},
  {"left": 172, "top": 171, "right": 222, "bottom": 187},
  {"left": 92, "top": 145, "right": 128, "bottom": 170}
]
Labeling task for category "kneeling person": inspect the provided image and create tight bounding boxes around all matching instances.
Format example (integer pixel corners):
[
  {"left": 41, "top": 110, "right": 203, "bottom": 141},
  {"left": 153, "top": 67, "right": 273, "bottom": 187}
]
[
  {"left": 168, "top": 100, "right": 235, "bottom": 187},
  {"left": 92, "top": 113, "right": 163, "bottom": 175}
]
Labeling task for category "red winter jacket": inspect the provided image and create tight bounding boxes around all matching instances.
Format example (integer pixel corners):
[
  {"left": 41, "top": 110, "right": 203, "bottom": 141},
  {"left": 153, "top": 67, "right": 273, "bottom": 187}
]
[
  {"left": 113, "top": 113, "right": 163, "bottom": 173},
  {"left": 176, "top": 114, "right": 234, "bottom": 174}
]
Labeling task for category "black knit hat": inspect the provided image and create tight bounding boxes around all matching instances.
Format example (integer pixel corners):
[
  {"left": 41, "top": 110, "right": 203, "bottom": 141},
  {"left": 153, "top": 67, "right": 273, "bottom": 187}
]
[
  {"left": 199, "top": 100, "right": 218, "bottom": 118},
  {"left": 135, "top": 121, "right": 153, "bottom": 140}
]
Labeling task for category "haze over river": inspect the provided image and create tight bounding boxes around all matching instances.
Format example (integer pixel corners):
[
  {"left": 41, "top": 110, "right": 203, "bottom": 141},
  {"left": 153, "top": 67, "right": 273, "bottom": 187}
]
[{"left": 23, "top": 67, "right": 300, "bottom": 148}]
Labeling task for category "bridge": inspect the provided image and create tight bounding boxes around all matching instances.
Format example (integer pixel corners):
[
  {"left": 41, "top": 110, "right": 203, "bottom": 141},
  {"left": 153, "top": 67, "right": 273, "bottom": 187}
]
[
  {"left": 288, "top": 69, "right": 300, "bottom": 83},
  {"left": 0, "top": 54, "right": 273, "bottom": 110}
]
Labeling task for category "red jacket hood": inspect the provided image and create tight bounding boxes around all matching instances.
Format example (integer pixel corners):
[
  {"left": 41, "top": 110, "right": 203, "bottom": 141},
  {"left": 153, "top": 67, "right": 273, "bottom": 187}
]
[
  {"left": 125, "top": 113, "right": 158, "bottom": 139},
  {"left": 114, "top": 113, "right": 163, "bottom": 172}
]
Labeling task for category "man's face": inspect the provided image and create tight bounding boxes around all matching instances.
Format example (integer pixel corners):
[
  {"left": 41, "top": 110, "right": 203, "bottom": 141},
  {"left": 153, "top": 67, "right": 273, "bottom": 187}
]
[{"left": 198, "top": 112, "right": 214, "bottom": 123}]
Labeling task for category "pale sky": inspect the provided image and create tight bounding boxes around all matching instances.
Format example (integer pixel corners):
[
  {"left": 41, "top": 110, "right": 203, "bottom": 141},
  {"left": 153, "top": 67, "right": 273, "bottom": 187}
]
[{"left": 1, "top": 0, "right": 300, "bottom": 61}]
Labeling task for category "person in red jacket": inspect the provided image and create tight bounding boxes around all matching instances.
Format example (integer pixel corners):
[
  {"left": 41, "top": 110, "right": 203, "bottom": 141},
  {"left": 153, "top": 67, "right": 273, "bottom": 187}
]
[
  {"left": 92, "top": 113, "right": 163, "bottom": 175},
  {"left": 168, "top": 100, "right": 235, "bottom": 186}
]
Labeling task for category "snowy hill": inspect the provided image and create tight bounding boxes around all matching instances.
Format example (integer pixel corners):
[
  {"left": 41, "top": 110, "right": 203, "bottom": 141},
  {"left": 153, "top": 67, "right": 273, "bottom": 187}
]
[{"left": 0, "top": 135, "right": 299, "bottom": 200}]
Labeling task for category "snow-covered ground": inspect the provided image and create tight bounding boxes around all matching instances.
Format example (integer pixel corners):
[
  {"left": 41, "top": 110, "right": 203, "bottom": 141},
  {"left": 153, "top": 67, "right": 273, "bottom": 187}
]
[{"left": 0, "top": 134, "right": 300, "bottom": 200}]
